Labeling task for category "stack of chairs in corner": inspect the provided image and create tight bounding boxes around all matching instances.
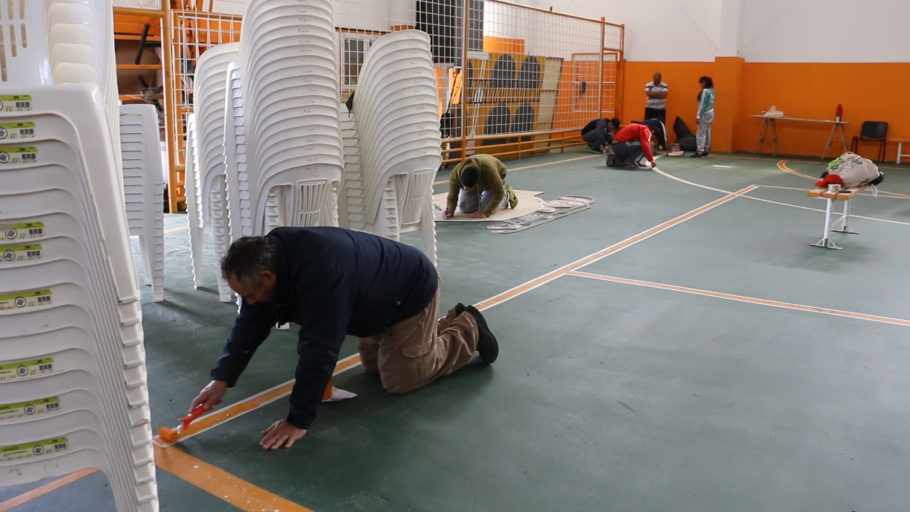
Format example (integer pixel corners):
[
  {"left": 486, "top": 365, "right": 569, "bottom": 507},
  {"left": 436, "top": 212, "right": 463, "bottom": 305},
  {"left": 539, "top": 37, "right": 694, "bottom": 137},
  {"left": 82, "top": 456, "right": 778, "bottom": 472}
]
[
  {"left": 350, "top": 30, "right": 441, "bottom": 266},
  {"left": 233, "top": 0, "right": 343, "bottom": 238},
  {"left": 221, "top": 60, "right": 247, "bottom": 245},
  {"left": 0, "top": 2, "right": 157, "bottom": 511},
  {"left": 338, "top": 98, "right": 363, "bottom": 230},
  {"left": 187, "top": 43, "right": 240, "bottom": 301},
  {"left": 119, "top": 104, "right": 165, "bottom": 302},
  {"left": 184, "top": 113, "right": 203, "bottom": 288}
]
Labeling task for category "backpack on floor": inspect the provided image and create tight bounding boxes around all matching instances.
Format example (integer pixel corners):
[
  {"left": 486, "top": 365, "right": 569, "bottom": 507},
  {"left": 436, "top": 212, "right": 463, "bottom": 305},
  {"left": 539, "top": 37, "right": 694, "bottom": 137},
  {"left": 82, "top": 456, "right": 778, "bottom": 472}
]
[{"left": 672, "top": 116, "right": 697, "bottom": 151}]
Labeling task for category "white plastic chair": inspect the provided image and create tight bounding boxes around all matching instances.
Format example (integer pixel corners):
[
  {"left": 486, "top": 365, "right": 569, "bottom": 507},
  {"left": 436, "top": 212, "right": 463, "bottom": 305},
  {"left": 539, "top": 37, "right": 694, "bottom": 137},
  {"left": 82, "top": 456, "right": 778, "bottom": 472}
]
[{"left": 119, "top": 104, "right": 165, "bottom": 302}]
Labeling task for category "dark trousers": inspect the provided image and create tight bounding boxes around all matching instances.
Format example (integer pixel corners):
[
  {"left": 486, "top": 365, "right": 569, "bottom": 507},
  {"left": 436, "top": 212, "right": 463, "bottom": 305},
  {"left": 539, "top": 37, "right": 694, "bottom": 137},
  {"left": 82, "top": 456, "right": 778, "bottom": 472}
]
[
  {"left": 644, "top": 107, "right": 666, "bottom": 123},
  {"left": 611, "top": 141, "right": 643, "bottom": 166}
]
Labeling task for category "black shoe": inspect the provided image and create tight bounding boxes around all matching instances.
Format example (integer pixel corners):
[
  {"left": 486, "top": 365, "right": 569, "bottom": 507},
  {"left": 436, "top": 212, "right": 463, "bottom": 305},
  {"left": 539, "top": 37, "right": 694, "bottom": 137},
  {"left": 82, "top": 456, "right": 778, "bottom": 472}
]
[
  {"left": 689, "top": 152, "right": 703, "bottom": 158},
  {"left": 466, "top": 305, "right": 498, "bottom": 364}
]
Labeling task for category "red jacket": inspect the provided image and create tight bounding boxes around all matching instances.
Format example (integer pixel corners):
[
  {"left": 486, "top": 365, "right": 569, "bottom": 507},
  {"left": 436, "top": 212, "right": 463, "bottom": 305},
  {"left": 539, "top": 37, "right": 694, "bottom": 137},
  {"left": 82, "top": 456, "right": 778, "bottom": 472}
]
[{"left": 613, "top": 124, "right": 654, "bottom": 162}]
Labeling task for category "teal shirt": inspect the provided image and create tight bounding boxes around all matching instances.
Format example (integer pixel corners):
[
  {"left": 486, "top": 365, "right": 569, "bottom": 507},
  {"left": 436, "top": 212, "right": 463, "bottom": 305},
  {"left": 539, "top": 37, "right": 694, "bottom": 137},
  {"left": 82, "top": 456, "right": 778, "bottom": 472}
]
[{"left": 697, "top": 88, "right": 716, "bottom": 116}]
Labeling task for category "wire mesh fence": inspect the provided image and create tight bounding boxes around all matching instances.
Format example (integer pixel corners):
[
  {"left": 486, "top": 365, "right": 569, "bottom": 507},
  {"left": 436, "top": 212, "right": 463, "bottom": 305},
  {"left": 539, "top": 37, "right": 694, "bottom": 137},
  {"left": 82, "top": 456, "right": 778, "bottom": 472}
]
[{"left": 165, "top": 1, "right": 622, "bottom": 211}]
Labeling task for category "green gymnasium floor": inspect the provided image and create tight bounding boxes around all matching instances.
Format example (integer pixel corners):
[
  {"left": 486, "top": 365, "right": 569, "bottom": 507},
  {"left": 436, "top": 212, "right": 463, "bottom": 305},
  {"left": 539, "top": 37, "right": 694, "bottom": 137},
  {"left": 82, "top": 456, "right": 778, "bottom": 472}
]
[{"left": 3, "top": 148, "right": 910, "bottom": 511}]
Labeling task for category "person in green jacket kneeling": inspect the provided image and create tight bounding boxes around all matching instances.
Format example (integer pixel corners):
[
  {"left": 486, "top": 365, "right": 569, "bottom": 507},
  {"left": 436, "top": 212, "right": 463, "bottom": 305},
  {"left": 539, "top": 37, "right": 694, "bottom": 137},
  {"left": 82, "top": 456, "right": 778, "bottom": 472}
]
[{"left": 444, "top": 154, "right": 518, "bottom": 219}]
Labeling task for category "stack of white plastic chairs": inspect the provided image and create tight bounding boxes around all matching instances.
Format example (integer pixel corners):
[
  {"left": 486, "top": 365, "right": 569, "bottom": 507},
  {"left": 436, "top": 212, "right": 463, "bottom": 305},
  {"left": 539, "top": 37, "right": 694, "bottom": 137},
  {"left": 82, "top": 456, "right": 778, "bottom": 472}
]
[
  {"left": 184, "top": 113, "right": 203, "bottom": 288},
  {"left": 222, "top": 61, "right": 246, "bottom": 244},
  {"left": 188, "top": 43, "right": 239, "bottom": 301},
  {"left": 350, "top": 30, "right": 441, "bottom": 265},
  {"left": 0, "top": 2, "right": 157, "bottom": 511},
  {"left": 120, "top": 104, "right": 165, "bottom": 302},
  {"left": 234, "top": 0, "right": 343, "bottom": 237},
  {"left": 47, "top": 0, "right": 122, "bottom": 181},
  {"left": 338, "top": 99, "right": 363, "bottom": 228}
]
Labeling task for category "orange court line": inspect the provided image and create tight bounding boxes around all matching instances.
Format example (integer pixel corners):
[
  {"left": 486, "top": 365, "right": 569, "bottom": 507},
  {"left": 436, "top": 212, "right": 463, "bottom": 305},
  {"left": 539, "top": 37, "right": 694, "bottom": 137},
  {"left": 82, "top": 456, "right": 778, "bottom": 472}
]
[
  {"left": 0, "top": 355, "right": 362, "bottom": 511},
  {"left": 567, "top": 270, "right": 910, "bottom": 328},
  {"left": 161, "top": 353, "right": 363, "bottom": 444},
  {"left": 154, "top": 444, "right": 315, "bottom": 512},
  {"left": 475, "top": 185, "right": 758, "bottom": 310},
  {"left": 0, "top": 469, "right": 98, "bottom": 512},
  {"left": 776, "top": 160, "right": 817, "bottom": 180}
]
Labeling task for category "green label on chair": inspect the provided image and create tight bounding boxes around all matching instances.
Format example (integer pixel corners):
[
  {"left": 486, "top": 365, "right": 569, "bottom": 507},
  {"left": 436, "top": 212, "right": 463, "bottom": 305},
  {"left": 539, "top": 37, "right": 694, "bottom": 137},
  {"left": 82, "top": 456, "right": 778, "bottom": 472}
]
[
  {"left": 0, "top": 358, "right": 54, "bottom": 382},
  {"left": 0, "top": 244, "right": 41, "bottom": 263},
  {"left": 0, "top": 122, "right": 35, "bottom": 140},
  {"left": 0, "top": 146, "right": 37, "bottom": 164},
  {"left": 0, "top": 95, "right": 32, "bottom": 112},
  {"left": 0, "top": 289, "right": 52, "bottom": 311},
  {"left": 0, "top": 397, "right": 61, "bottom": 421},
  {"left": 0, "top": 437, "right": 68, "bottom": 461},
  {"left": 0, "top": 222, "right": 45, "bottom": 241}
]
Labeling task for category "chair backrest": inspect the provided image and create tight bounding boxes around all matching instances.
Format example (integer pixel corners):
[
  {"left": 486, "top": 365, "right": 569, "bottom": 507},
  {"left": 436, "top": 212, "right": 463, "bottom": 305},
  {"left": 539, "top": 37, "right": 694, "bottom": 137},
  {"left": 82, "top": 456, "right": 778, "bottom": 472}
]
[{"left": 860, "top": 121, "right": 888, "bottom": 139}]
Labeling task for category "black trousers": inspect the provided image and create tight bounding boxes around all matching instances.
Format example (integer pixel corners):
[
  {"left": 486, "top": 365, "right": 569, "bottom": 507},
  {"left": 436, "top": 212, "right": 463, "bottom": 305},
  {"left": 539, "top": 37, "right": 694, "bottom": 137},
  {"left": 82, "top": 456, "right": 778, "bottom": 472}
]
[
  {"left": 611, "top": 141, "right": 643, "bottom": 166},
  {"left": 644, "top": 107, "right": 666, "bottom": 123}
]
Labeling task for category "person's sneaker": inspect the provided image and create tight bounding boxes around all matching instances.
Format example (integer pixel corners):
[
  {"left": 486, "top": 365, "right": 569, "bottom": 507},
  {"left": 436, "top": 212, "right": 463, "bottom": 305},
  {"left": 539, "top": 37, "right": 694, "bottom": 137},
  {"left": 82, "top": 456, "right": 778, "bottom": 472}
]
[
  {"left": 505, "top": 185, "right": 518, "bottom": 209},
  {"left": 466, "top": 305, "right": 498, "bottom": 364},
  {"left": 690, "top": 152, "right": 704, "bottom": 158},
  {"left": 606, "top": 154, "right": 616, "bottom": 167}
]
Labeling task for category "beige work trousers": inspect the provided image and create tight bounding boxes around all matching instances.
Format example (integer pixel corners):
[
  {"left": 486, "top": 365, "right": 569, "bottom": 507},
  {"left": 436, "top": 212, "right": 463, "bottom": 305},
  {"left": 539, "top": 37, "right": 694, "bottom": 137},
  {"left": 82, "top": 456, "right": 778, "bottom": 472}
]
[{"left": 357, "top": 281, "right": 478, "bottom": 393}]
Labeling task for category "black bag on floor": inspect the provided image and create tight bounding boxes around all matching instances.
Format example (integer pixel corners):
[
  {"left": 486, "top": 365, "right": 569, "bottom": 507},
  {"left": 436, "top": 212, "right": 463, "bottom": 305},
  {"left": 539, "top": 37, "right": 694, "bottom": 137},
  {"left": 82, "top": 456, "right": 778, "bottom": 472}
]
[{"left": 673, "top": 116, "right": 697, "bottom": 151}]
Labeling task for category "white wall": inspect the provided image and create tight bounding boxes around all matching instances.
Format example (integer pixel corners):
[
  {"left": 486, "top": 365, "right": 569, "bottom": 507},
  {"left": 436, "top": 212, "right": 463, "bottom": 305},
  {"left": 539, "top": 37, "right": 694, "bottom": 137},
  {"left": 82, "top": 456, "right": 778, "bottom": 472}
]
[
  {"left": 739, "top": 0, "right": 910, "bottom": 63},
  {"left": 529, "top": 0, "right": 726, "bottom": 61},
  {"left": 528, "top": 0, "right": 910, "bottom": 63},
  {"left": 210, "top": 0, "right": 910, "bottom": 63}
]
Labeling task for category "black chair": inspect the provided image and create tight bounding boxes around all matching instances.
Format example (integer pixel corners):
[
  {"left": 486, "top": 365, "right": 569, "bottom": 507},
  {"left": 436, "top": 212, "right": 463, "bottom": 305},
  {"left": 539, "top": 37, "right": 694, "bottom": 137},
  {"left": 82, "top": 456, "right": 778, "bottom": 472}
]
[{"left": 851, "top": 121, "right": 888, "bottom": 161}]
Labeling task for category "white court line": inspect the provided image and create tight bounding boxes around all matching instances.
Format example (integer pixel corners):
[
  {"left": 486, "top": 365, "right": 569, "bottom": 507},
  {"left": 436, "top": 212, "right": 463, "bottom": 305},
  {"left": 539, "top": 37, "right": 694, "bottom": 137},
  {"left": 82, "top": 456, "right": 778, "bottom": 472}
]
[{"left": 650, "top": 163, "right": 910, "bottom": 226}]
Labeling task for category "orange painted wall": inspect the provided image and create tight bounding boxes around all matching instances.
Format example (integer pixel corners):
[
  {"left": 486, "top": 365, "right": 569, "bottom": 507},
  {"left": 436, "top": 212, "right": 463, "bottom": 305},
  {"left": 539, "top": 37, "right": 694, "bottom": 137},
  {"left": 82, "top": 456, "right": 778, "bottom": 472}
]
[{"left": 622, "top": 60, "right": 910, "bottom": 161}]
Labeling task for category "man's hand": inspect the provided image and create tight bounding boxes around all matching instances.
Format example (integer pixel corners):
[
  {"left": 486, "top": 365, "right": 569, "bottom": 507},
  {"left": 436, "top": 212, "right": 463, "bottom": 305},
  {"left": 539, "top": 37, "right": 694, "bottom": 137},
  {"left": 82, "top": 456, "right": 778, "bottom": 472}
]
[
  {"left": 470, "top": 211, "right": 487, "bottom": 219},
  {"left": 260, "top": 419, "right": 307, "bottom": 450},
  {"left": 443, "top": 209, "right": 454, "bottom": 219},
  {"left": 191, "top": 380, "right": 227, "bottom": 412}
]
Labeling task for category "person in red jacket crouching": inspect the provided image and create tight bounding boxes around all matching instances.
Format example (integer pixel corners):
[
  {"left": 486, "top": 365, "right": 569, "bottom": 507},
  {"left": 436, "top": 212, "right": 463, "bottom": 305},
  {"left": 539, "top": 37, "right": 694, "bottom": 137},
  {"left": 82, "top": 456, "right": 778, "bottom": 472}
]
[{"left": 604, "top": 118, "right": 656, "bottom": 169}]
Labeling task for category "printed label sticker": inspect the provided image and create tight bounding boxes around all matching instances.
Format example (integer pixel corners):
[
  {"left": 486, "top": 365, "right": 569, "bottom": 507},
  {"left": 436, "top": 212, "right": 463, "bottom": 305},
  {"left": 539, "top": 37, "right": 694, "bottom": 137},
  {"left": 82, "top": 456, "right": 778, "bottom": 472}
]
[
  {"left": 0, "top": 289, "right": 52, "bottom": 311},
  {"left": 0, "top": 397, "right": 61, "bottom": 421},
  {"left": 0, "top": 95, "right": 33, "bottom": 112},
  {"left": 0, "top": 437, "right": 68, "bottom": 462},
  {"left": 0, "top": 122, "right": 36, "bottom": 140},
  {"left": 0, "top": 222, "right": 45, "bottom": 241},
  {"left": 0, "top": 244, "right": 41, "bottom": 263},
  {"left": 0, "top": 146, "right": 37, "bottom": 164},
  {"left": 0, "top": 358, "right": 54, "bottom": 382}
]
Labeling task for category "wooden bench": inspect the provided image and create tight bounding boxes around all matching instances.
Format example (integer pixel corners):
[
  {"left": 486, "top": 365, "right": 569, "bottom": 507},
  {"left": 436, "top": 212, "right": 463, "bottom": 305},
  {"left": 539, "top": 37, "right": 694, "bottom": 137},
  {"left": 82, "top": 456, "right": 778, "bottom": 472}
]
[
  {"left": 890, "top": 139, "right": 910, "bottom": 164},
  {"left": 807, "top": 185, "right": 866, "bottom": 249}
]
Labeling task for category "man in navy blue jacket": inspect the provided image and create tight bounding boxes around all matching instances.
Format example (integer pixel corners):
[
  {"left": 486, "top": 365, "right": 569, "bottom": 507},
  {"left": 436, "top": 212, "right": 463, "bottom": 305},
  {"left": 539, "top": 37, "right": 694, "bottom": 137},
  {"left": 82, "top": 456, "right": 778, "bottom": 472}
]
[{"left": 191, "top": 227, "right": 499, "bottom": 450}]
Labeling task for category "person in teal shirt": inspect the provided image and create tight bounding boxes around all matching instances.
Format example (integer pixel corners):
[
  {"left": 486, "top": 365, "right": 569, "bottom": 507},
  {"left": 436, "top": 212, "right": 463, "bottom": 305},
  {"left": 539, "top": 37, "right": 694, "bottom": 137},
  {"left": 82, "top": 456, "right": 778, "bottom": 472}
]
[{"left": 691, "top": 75, "right": 715, "bottom": 158}]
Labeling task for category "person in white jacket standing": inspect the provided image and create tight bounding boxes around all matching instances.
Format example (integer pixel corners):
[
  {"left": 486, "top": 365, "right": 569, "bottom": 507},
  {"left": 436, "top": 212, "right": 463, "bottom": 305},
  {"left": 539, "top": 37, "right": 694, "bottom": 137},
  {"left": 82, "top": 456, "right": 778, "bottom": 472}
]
[{"left": 692, "top": 75, "right": 715, "bottom": 158}]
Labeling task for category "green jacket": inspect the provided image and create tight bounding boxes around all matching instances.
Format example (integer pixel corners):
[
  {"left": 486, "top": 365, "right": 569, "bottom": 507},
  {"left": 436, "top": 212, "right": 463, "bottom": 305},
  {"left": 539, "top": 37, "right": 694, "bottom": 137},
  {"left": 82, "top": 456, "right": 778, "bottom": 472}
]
[{"left": 446, "top": 154, "right": 508, "bottom": 216}]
